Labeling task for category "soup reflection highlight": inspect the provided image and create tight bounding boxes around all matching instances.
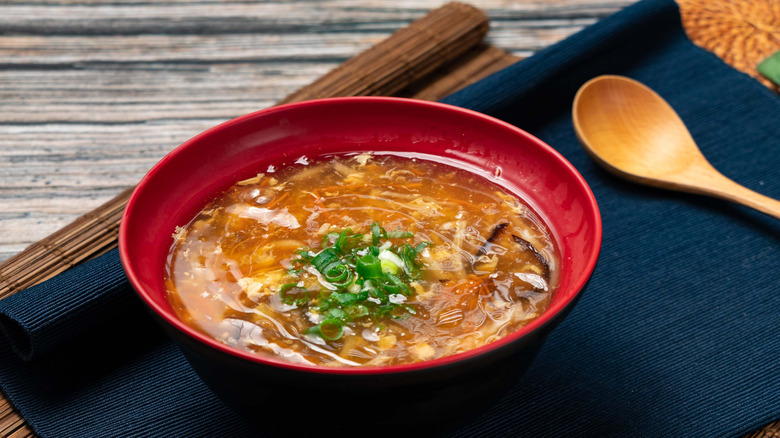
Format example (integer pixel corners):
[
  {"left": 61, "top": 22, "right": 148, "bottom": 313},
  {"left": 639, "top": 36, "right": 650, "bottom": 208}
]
[{"left": 165, "top": 154, "right": 557, "bottom": 367}]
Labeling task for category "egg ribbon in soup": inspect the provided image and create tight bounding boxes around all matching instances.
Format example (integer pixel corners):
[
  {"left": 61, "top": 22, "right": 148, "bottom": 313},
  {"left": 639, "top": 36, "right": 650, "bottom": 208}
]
[{"left": 165, "top": 153, "right": 557, "bottom": 367}]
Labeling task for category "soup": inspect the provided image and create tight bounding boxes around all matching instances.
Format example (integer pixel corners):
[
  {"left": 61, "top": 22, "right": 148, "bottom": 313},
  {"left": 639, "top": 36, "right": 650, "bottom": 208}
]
[{"left": 165, "top": 153, "right": 557, "bottom": 367}]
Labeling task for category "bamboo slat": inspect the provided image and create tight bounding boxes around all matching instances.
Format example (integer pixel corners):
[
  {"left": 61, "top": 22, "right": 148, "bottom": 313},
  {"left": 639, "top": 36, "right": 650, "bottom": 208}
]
[
  {"left": 402, "top": 44, "right": 521, "bottom": 100},
  {"left": 0, "top": 188, "right": 132, "bottom": 296},
  {"left": 0, "top": 397, "right": 33, "bottom": 437},
  {"left": 745, "top": 420, "right": 780, "bottom": 438},
  {"left": 277, "top": 2, "right": 488, "bottom": 104}
]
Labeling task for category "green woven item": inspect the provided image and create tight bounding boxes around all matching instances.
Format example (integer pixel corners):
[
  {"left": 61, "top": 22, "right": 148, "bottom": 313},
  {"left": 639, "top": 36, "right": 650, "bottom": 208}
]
[{"left": 758, "top": 49, "right": 780, "bottom": 87}]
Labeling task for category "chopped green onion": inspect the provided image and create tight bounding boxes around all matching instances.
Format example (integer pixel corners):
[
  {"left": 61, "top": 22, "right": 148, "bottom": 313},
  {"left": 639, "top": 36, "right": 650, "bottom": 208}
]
[
  {"left": 329, "top": 291, "right": 358, "bottom": 305},
  {"left": 316, "top": 300, "right": 330, "bottom": 312},
  {"left": 369, "top": 287, "right": 387, "bottom": 300},
  {"left": 279, "top": 283, "right": 309, "bottom": 306},
  {"left": 336, "top": 229, "right": 354, "bottom": 253},
  {"left": 306, "top": 318, "right": 344, "bottom": 341},
  {"left": 279, "top": 283, "right": 297, "bottom": 291},
  {"left": 323, "top": 263, "right": 351, "bottom": 284},
  {"left": 324, "top": 307, "right": 348, "bottom": 321},
  {"left": 378, "top": 249, "right": 404, "bottom": 270},
  {"left": 385, "top": 273, "right": 410, "bottom": 295},
  {"left": 356, "top": 254, "right": 383, "bottom": 279},
  {"left": 321, "top": 232, "right": 340, "bottom": 248},
  {"left": 311, "top": 247, "right": 340, "bottom": 271},
  {"left": 344, "top": 304, "right": 369, "bottom": 318},
  {"left": 380, "top": 259, "right": 399, "bottom": 275},
  {"left": 295, "top": 249, "right": 315, "bottom": 262},
  {"left": 370, "top": 222, "right": 386, "bottom": 245},
  {"left": 414, "top": 242, "right": 429, "bottom": 254},
  {"left": 397, "top": 244, "right": 418, "bottom": 277},
  {"left": 386, "top": 231, "right": 414, "bottom": 239},
  {"left": 285, "top": 221, "right": 431, "bottom": 343}
]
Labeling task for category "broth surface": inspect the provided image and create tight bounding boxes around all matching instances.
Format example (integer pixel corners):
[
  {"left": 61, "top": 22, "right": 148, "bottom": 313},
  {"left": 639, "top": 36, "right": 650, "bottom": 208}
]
[{"left": 166, "top": 153, "right": 557, "bottom": 367}]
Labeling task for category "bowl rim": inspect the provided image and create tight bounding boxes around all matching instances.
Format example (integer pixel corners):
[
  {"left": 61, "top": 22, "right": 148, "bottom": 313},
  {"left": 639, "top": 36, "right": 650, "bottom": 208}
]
[{"left": 119, "top": 96, "right": 602, "bottom": 376}]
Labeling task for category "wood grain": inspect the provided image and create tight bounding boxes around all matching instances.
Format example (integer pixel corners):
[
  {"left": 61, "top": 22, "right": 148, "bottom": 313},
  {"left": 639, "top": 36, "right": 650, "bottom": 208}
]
[
  {"left": 0, "top": 1, "right": 498, "bottom": 298},
  {"left": 277, "top": 2, "right": 490, "bottom": 103},
  {"left": 0, "top": 0, "right": 630, "bottom": 262},
  {"left": 572, "top": 74, "right": 780, "bottom": 219}
]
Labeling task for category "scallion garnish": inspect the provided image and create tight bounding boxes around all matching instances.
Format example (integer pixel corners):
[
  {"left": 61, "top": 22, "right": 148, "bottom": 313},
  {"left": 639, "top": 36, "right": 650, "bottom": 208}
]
[
  {"left": 284, "top": 222, "right": 430, "bottom": 341},
  {"left": 356, "top": 254, "right": 383, "bottom": 279},
  {"left": 386, "top": 231, "right": 414, "bottom": 239},
  {"left": 306, "top": 318, "right": 344, "bottom": 341},
  {"left": 278, "top": 283, "right": 310, "bottom": 306}
]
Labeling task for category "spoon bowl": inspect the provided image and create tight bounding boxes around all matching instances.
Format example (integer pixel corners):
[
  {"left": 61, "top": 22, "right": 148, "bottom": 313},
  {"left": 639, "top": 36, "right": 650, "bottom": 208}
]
[{"left": 572, "top": 75, "right": 780, "bottom": 219}]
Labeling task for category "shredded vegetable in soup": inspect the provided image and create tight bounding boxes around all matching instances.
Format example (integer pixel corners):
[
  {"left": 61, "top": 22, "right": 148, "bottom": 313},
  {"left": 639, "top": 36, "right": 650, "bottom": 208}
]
[{"left": 165, "top": 153, "right": 558, "bottom": 367}]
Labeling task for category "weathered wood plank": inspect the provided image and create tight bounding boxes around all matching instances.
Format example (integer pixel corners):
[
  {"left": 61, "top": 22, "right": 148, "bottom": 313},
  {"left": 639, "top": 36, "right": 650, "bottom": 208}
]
[
  {"left": 0, "top": 24, "right": 591, "bottom": 66},
  {"left": 0, "top": 0, "right": 630, "bottom": 263},
  {"left": 0, "top": 0, "right": 631, "bottom": 28}
]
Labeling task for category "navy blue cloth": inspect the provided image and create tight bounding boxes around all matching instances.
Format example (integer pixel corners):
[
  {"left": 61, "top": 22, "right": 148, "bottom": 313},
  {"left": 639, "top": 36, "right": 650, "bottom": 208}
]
[
  {"left": 0, "top": 249, "right": 136, "bottom": 361},
  {"left": 1, "top": 0, "right": 778, "bottom": 436},
  {"left": 0, "top": 250, "right": 254, "bottom": 437}
]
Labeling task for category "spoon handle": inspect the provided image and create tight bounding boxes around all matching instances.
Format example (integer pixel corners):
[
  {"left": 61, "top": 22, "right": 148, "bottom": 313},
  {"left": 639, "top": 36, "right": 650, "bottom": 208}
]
[{"left": 698, "top": 170, "right": 780, "bottom": 220}]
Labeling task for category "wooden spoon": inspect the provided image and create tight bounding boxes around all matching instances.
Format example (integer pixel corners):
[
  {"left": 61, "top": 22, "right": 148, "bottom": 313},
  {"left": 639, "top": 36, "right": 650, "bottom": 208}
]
[{"left": 572, "top": 75, "right": 780, "bottom": 219}]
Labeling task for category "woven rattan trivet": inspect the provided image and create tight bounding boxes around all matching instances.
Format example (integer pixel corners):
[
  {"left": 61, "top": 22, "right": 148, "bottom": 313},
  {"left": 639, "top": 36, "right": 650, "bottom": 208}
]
[{"left": 679, "top": 0, "right": 780, "bottom": 91}]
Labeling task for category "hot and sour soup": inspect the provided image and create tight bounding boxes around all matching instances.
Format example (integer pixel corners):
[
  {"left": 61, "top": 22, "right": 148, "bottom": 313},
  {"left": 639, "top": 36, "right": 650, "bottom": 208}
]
[{"left": 165, "top": 153, "right": 558, "bottom": 367}]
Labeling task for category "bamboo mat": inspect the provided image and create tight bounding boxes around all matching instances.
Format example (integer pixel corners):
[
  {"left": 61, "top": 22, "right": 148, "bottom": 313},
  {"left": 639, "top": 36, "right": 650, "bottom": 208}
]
[{"left": 0, "top": 1, "right": 777, "bottom": 437}]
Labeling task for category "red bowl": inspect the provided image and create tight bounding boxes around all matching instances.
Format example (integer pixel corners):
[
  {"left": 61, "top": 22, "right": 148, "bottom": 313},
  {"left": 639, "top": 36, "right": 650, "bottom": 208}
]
[{"left": 119, "top": 97, "right": 601, "bottom": 434}]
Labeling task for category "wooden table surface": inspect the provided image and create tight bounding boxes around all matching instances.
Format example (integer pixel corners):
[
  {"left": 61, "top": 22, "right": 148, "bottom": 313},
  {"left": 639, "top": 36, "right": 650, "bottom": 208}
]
[
  {"left": 1, "top": 1, "right": 777, "bottom": 437},
  {"left": 0, "top": 0, "right": 635, "bottom": 262}
]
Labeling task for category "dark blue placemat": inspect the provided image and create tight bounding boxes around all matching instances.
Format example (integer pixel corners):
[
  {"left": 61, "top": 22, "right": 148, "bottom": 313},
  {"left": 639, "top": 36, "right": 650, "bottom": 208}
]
[{"left": 1, "top": 0, "right": 778, "bottom": 436}]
